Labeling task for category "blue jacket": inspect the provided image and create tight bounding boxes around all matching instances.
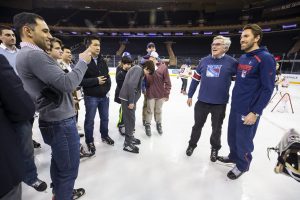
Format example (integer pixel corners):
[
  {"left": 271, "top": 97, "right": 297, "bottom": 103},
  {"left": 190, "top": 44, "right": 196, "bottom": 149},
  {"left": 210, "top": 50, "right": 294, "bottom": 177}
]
[
  {"left": 188, "top": 54, "right": 238, "bottom": 104},
  {"left": 0, "top": 55, "right": 35, "bottom": 197},
  {"left": 231, "top": 47, "right": 276, "bottom": 115}
]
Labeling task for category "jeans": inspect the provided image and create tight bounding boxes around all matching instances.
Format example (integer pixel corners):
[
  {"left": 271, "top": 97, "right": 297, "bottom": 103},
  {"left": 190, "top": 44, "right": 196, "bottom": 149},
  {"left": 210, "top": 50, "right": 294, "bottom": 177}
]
[
  {"left": 189, "top": 101, "right": 226, "bottom": 150},
  {"left": 39, "top": 117, "right": 80, "bottom": 200},
  {"left": 14, "top": 121, "right": 38, "bottom": 185},
  {"left": 84, "top": 96, "right": 109, "bottom": 144}
]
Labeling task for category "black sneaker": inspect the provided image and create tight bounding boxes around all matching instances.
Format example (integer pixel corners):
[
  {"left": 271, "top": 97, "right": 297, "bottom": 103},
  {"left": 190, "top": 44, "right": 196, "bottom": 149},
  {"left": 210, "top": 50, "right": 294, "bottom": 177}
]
[
  {"left": 72, "top": 188, "right": 85, "bottom": 199},
  {"left": 217, "top": 156, "right": 235, "bottom": 164},
  {"left": 80, "top": 144, "right": 93, "bottom": 158},
  {"left": 102, "top": 136, "right": 114, "bottom": 145},
  {"left": 210, "top": 148, "right": 218, "bottom": 162},
  {"left": 145, "top": 124, "right": 151, "bottom": 136},
  {"left": 78, "top": 133, "right": 84, "bottom": 138},
  {"left": 227, "top": 166, "right": 244, "bottom": 180},
  {"left": 31, "top": 178, "right": 47, "bottom": 192},
  {"left": 87, "top": 142, "right": 96, "bottom": 155},
  {"left": 156, "top": 123, "right": 163, "bottom": 135},
  {"left": 123, "top": 143, "right": 139, "bottom": 153},
  {"left": 132, "top": 137, "right": 141, "bottom": 145},
  {"left": 186, "top": 146, "right": 195, "bottom": 156},
  {"left": 33, "top": 140, "right": 41, "bottom": 148}
]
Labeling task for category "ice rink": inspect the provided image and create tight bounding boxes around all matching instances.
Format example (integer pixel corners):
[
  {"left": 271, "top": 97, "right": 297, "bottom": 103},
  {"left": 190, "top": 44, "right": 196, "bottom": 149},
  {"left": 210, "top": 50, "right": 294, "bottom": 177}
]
[{"left": 23, "top": 76, "right": 300, "bottom": 200}]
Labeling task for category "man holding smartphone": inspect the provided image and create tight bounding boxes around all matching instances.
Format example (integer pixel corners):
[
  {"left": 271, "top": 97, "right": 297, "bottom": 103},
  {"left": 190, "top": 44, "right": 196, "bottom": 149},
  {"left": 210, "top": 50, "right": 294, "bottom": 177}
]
[{"left": 80, "top": 36, "right": 114, "bottom": 155}]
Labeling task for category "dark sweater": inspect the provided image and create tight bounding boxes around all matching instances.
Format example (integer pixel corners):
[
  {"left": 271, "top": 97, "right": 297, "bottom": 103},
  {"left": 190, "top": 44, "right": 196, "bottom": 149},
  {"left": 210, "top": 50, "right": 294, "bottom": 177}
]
[
  {"left": 114, "top": 66, "right": 128, "bottom": 104},
  {"left": 0, "top": 55, "right": 35, "bottom": 197},
  {"left": 81, "top": 56, "right": 111, "bottom": 97},
  {"left": 231, "top": 47, "right": 276, "bottom": 115},
  {"left": 188, "top": 54, "right": 238, "bottom": 104}
]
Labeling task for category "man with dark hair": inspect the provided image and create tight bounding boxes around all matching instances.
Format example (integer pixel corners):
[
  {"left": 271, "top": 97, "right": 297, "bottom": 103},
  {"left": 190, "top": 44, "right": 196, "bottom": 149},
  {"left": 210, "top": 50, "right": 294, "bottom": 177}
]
[
  {"left": 114, "top": 53, "right": 133, "bottom": 136},
  {"left": 47, "top": 37, "right": 63, "bottom": 60},
  {"left": 0, "top": 54, "right": 35, "bottom": 200},
  {"left": 48, "top": 37, "right": 92, "bottom": 159},
  {"left": 185, "top": 36, "right": 237, "bottom": 162},
  {"left": 119, "top": 60, "right": 155, "bottom": 153},
  {"left": 13, "top": 12, "right": 91, "bottom": 199},
  {"left": 218, "top": 24, "right": 276, "bottom": 180},
  {"left": 60, "top": 45, "right": 73, "bottom": 72},
  {"left": 81, "top": 36, "right": 114, "bottom": 155},
  {"left": 0, "top": 25, "right": 18, "bottom": 73},
  {"left": 59, "top": 45, "right": 85, "bottom": 136}
]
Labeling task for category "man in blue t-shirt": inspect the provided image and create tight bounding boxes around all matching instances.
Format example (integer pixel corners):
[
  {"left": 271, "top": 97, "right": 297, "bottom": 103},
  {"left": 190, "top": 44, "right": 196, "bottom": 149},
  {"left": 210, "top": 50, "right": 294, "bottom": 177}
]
[
  {"left": 218, "top": 24, "right": 276, "bottom": 180},
  {"left": 186, "top": 36, "right": 238, "bottom": 162}
]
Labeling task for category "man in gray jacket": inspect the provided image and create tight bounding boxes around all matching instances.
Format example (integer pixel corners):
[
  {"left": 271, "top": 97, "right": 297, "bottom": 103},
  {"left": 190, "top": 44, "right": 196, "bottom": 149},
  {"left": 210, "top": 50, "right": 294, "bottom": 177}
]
[
  {"left": 119, "top": 60, "right": 155, "bottom": 153},
  {"left": 13, "top": 12, "right": 91, "bottom": 200}
]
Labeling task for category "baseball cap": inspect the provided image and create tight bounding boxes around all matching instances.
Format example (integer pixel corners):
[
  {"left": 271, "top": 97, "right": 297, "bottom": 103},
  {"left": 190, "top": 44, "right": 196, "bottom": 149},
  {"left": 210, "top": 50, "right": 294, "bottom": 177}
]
[
  {"left": 149, "top": 51, "right": 159, "bottom": 59},
  {"left": 122, "top": 51, "right": 131, "bottom": 58},
  {"left": 147, "top": 42, "right": 155, "bottom": 49}
]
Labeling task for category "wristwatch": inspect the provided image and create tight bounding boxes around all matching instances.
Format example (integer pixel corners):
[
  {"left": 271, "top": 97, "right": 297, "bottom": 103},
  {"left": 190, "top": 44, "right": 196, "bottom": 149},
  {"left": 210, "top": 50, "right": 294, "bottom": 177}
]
[{"left": 252, "top": 112, "right": 260, "bottom": 117}]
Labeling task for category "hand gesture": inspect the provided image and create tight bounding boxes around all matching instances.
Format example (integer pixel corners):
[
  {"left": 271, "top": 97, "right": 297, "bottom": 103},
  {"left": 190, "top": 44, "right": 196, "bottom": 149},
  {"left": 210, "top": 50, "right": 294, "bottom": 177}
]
[
  {"left": 128, "top": 103, "right": 134, "bottom": 109},
  {"left": 187, "top": 98, "right": 192, "bottom": 107},
  {"left": 97, "top": 76, "right": 107, "bottom": 85},
  {"left": 79, "top": 48, "right": 92, "bottom": 63}
]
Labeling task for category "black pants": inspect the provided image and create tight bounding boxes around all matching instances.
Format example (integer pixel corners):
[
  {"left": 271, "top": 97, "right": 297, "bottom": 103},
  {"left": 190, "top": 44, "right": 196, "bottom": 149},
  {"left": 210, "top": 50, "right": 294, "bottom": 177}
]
[
  {"left": 189, "top": 101, "right": 226, "bottom": 150},
  {"left": 181, "top": 78, "right": 188, "bottom": 92}
]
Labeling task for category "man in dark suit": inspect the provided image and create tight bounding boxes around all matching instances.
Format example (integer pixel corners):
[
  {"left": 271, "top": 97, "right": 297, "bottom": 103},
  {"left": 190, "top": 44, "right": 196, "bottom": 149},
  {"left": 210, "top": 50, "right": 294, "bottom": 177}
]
[{"left": 0, "top": 55, "right": 35, "bottom": 199}]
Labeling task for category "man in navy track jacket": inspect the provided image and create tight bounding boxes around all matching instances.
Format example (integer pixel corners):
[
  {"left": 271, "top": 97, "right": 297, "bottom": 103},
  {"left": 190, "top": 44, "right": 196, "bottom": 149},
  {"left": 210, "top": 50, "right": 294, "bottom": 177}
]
[{"left": 218, "top": 24, "right": 276, "bottom": 180}]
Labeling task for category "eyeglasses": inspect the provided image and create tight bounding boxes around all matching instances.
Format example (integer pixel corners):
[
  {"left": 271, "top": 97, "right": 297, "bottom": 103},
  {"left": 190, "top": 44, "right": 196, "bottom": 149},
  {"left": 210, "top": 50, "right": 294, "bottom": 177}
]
[{"left": 211, "top": 43, "right": 224, "bottom": 47}]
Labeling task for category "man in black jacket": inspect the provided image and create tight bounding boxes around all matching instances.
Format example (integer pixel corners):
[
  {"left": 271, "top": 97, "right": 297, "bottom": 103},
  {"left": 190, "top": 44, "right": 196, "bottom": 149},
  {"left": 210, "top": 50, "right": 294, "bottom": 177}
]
[
  {"left": 0, "top": 55, "right": 35, "bottom": 199},
  {"left": 81, "top": 36, "right": 114, "bottom": 155}
]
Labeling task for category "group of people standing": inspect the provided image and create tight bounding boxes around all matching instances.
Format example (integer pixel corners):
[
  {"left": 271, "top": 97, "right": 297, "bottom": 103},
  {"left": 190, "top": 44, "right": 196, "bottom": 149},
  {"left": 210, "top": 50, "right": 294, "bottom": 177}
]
[
  {"left": 0, "top": 11, "right": 169, "bottom": 200},
  {"left": 0, "top": 10, "right": 276, "bottom": 200},
  {"left": 114, "top": 42, "right": 172, "bottom": 153}
]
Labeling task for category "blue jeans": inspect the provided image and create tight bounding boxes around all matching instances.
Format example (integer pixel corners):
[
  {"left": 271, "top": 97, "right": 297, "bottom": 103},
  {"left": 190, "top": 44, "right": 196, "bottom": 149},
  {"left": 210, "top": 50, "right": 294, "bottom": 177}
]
[
  {"left": 14, "top": 120, "right": 38, "bottom": 185},
  {"left": 84, "top": 96, "right": 109, "bottom": 144},
  {"left": 39, "top": 117, "right": 80, "bottom": 200}
]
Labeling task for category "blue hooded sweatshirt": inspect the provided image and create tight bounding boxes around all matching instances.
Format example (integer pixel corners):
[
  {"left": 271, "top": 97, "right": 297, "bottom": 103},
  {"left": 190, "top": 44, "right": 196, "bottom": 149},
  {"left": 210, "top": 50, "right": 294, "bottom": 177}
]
[{"left": 231, "top": 46, "right": 276, "bottom": 115}]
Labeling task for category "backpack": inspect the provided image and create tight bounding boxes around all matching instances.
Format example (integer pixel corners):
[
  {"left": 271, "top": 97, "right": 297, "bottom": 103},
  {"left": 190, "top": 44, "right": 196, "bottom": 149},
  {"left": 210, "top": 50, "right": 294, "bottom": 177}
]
[{"left": 268, "top": 129, "right": 300, "bottom": 182}]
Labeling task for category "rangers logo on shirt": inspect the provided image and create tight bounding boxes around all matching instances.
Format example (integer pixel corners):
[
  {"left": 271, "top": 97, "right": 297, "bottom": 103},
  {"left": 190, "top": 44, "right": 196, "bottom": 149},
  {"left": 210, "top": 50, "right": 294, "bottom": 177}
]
[
  {"left": 206, "top": 65, "right": 222, "bottom": 77},
  {"left": 238, "top": 64, "right": 253, "bottom": 78}
]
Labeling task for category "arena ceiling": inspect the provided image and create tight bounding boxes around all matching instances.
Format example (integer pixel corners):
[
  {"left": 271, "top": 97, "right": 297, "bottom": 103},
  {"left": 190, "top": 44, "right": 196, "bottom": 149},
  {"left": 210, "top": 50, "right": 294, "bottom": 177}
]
[
  {"left": 1, "top": 0, "right": 299, "bottom": 35},
  {"left": 0, "top": 0, "right": 283, "bottom": 12}
]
